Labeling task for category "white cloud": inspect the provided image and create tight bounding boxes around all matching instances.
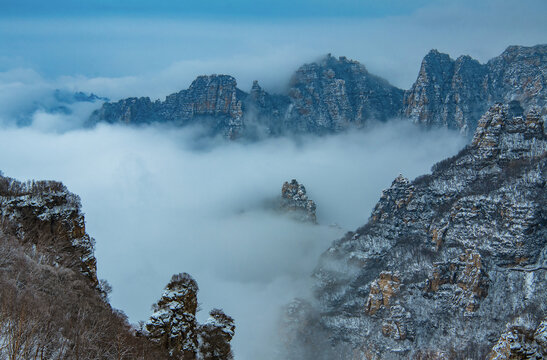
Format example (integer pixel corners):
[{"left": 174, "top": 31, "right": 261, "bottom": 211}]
[{"left": 0, "top": 119, "right": 466, "bottom": 359}]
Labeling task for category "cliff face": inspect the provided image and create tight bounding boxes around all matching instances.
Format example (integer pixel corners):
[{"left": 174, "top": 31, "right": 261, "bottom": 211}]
[
  {"left": 486, "top": 45, "right": 547, "bottom": 109},
  {"left": 161, "top": 75, "right": 246, "bottom": 138},
  {"left": 284, "top": 102, "right": 547, "bottom": 359},
  {"left": 0, "top": 174, "right": 168, "bottom": 359},
  {"left": 403, "top": 50, "right": 489, "bottom": 134},
  {"left": 0, "top": 178, "right": 98, "bottom": 286},
  {"left": 404, "top": 44, "right": 547, "bottom": 135},
  {"left": 89, "top": 45, "right": 546, "bottom": 139},
  {"left": 89, "top": 75, "right": 247, "bottom": 138},
  {"left": 285, "top": 55, "right": 403, "bottom": 133}
]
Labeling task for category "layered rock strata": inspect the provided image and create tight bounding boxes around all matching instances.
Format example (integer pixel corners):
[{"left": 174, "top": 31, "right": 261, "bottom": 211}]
[
  {"left": 283, "top": 102, "right": 547, "bottom": 359},
  {"left": 403, "top": 44, "right": 547, "bottom": 135},
  {"left": 280, "top": 179, "right": 317, "bottom": 224}
]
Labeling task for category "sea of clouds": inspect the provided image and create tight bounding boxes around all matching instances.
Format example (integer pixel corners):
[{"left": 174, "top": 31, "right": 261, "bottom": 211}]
[
  {"left": 2, "top": 1, "right": 544, "bottom": 355},
  {"left": 0, "top": 89, "right": 466, "bottom": 359}
]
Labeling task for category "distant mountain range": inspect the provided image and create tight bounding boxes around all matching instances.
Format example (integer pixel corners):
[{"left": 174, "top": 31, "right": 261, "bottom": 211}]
[
  {"left": 89, "top": 44, "right": 546, "bottom": 138},
  {"left": 11, "top": 89, "right": 107, "bottom": 126}
]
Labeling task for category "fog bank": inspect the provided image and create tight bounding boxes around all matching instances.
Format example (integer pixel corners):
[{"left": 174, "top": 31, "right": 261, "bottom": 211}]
[{"left": 0, "top": 119, "right": 466, "bottom": 359}]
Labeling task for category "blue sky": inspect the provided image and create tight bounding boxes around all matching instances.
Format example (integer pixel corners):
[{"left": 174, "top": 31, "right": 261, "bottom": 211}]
[
  {"left": 3, "top": 0, "right": 433, "bottom": 18},
  {"left": 0, "top": 0, "right": 545, "bottom": 95}
]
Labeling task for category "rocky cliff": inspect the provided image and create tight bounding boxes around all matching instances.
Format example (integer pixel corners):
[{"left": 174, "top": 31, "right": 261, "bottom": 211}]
[
  {"left": 0, "top": 174, "right": 169, "bottom": 359},
  {"left": 89, "top": 75, "right": 247, "bottom": 138},
  {"left": 284, "top": 54, "right": 403, "bottom": 133},
  {"left": 283, "top": 102, "right": 547, "bottom": 359},
  {"left": 0, "top": 177, "right": 98, "bottom": 285},
  {"left": 404, "top": 44, "right": 547, "bottom": 135},
  {"left": 280, "top": 179, "right": 317, "bottom": 223},
  {"left": 89, "top": 44, "right": 546, "bottom": 139}
]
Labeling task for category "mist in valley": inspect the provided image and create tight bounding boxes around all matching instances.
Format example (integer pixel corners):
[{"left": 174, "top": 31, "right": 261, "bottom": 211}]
[
  {"left": 1, "top": 1, "right": 544, "bottom": 358},
  {"left": 0, "top": 109, "right": 466, "bottom": 358}
]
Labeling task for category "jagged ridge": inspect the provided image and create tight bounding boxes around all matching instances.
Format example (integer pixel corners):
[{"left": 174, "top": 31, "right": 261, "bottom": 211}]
[
  {"left": 404, "top": 44, "right": 547, "bottom": 135},
  {"left": 283, "top": 102, "right": 547, "bottom": 359},
  {"left": 89, "top": 44, "right": 546, "bottom": 138}
]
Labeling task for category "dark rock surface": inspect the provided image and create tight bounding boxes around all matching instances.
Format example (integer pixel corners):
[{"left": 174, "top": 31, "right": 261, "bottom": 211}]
[
  {"left": 284, "top": 54, "right": 403, "bottom": 133},
  {"left": 280, "top": 179, "right": 317, "bottom": 224},
  {"left": 89, "top": 74, "right": 246, "bottom": 138},
  {"left": 283, "top": 102, "right": 547, "bottom": 359},
  {"left": 0, "top": 177, "right": 98, "bottom": 286},
  {"left": 404, "top": 44, "right": 547, "bottom": 135},
  {"left": 87, "top": 55, "right": 404, "bottom": 137}
]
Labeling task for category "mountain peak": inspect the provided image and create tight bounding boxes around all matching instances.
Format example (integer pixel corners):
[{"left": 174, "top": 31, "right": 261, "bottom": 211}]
[
  {"left": 189, "top": 74, "right": 238, "bottom": 89},
  {"left": 89, "top": 44, "right": 545, "bottom": 140},
  {"left": 422, "top": 48, "right": 452, "bottom": 64},
  {"left": 404, "top": 44, "right": 546, "bottom": 134},
  {"left": 500, "top": 43, "right": 547, "bottom": 58}
]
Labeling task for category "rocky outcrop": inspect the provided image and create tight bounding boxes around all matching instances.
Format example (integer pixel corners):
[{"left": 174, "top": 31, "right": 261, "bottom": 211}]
[
  {"left": 404, "top": 44, "right": 547, "bottom": 135},
  {"left": 285, "top": 54, "right": 403, "bottom": 133},
  {"left": 488, "top": 316, "right": 547, "bottom": 360},
  {"left": 364, "top": 272, "right": 401, "bottom": 316},
  {"left": 146, "top": 273, "right": 200, "bottom": 358},
  {"left": 284, "top": 102, "right": 547, "bottom": 359},
  {"left": 89, "top": 75, "right": 247, "bottom": 138},
  {"left": 0, "top": 177, "right": 98, "bottom": 286},
  {"left": 145, "top": 273, "right": 235, "bottom": 360},
  {"left": 280, "top": 179, "right": 317, "bottom": 223},
  {"left": 0, "top": 173, "right": 168, "bottom": 359}
]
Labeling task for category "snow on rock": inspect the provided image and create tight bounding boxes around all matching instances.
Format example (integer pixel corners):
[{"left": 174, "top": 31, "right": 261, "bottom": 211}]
[
  {"left": 284, "top": 102, "right": 547, "bottom": 359},
  {"left": 0, "top": 177, "right": 98, "bottom": 286},
  {"left": 280, "top": 179, "right": 317, "bottom": 224}
]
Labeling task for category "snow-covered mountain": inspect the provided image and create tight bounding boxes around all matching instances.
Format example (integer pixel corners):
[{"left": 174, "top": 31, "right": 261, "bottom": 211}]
[
  {"left": 89, "top": 44, "right": 546, "bottom": 139},
  {"left": 282, "top": 101, "right": 547, "bottom": 359}
]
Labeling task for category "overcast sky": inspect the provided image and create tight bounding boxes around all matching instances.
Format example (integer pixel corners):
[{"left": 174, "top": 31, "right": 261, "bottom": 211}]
[{"left": 1, "top": 0, "right": 546, "bottom": 96}]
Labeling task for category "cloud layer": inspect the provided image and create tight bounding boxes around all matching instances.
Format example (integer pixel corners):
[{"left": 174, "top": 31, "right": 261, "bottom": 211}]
[{"left": 0, "top": 115, "right": 466, "bottom": 358}]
